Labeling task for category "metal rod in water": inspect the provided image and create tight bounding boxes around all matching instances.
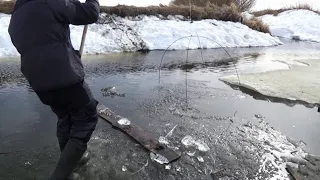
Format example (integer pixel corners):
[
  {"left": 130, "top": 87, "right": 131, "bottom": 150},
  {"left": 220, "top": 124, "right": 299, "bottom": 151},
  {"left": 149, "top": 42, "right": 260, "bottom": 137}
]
[{"left": 79, "top": 25, "right": 88, "bottom": 56}]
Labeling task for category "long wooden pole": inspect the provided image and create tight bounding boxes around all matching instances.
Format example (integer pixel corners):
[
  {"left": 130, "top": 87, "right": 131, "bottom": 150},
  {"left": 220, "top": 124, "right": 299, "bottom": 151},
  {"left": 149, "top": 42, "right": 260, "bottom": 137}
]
[{"left": 79, "top": 25, "right": 88, "bottom": 56}]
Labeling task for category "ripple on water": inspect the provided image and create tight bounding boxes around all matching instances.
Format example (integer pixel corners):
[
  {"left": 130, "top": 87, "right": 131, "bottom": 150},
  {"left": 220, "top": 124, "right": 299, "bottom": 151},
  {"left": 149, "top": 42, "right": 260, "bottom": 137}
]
[{"left": 0, "top": 82, "right": 31, "bottom": 96}]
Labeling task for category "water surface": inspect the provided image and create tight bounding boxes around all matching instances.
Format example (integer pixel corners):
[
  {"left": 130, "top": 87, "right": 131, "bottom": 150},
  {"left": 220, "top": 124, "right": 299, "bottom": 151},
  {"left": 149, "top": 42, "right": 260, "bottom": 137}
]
[{"left": 0, "top": 40, "right": 319, "bottom": 179}]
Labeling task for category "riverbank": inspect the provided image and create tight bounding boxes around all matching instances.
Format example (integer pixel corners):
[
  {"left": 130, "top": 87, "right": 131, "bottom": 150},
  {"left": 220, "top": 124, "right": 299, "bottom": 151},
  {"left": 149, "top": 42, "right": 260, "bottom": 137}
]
[
  {"left": 1, "top": 8, "right": 319, "bottom": 59},
  {"left": 0, "top": 11, "right": 281, "bottom": 58}
]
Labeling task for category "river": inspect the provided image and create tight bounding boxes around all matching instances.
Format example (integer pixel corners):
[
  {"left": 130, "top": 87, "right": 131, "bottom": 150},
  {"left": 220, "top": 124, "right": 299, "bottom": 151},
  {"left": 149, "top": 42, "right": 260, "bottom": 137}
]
[{"left": 0, "top": 39, "right": 319, "bottom": 179}]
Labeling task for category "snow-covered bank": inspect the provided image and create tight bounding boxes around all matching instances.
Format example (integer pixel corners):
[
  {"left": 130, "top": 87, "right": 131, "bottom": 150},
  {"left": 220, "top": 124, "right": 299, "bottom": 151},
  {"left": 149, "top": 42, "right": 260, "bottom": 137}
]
[
  {"left": 0, "top": 14, "right": 18, "bottom": 57},
  {"left": 260, "top": 10, "right": 320, "bottom": 42},
  {"left": 0, "top": 13, "right": 282, "bottom": 58},
  {"left": 220, "top": 59, "right": 320, "bottom": 107}
]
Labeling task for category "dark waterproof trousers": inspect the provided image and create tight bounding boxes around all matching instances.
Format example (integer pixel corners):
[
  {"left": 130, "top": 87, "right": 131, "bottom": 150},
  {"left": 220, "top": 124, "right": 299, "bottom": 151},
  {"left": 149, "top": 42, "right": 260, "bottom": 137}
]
[{"left": 35, "top": 81, "right": 98, "bottom": 151}]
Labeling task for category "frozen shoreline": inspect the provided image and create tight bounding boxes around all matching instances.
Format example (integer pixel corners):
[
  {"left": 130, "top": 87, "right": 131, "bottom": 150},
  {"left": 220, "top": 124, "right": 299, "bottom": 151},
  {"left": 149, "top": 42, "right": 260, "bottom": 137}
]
[
  {"left": 259, "top": 10, "right": 320, "bottom": 42},
  {"left": 0, "top": 13, "right": 282, "bottom": 58}
]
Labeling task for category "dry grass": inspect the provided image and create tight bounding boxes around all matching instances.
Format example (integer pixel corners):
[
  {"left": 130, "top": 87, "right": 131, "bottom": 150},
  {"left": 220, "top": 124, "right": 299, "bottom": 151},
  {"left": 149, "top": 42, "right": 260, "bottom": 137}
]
[
  {"left": 101, "top": 4, "right": 270, "bottom": 33},
  {"left": 170, "top": 0, "right": 234, "bottom": 7},
  {"left": 252, "top": 3, "right": 320, "bottom": 16},
  {"left": 101, "top": 4, "right": 243, "bottom": 22},
  {"left": 171, "top": 0, "right": 256, "bottom": 11},
  {"left": 245, "top": 18, "right": 270, "bottom": 33},
  {"left": 0, "top": 0, "right": 15, "bottom": 14},
  {"left": 0, "top": 1, "right": 269, "bottom": 33}
]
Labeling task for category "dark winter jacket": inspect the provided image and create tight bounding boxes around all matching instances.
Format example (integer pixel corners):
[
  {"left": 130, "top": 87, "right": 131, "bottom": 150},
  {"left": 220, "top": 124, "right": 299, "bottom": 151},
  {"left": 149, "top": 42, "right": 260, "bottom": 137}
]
[{"left": 8, "top": 0, "right": 100, "bottom": 91}]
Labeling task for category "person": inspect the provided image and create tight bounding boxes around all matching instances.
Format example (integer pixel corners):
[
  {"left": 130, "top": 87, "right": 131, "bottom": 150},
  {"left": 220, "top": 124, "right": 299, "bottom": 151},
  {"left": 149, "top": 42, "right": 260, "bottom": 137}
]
[{"left": 8, "top": 0, "right": 100, "bottom": 179}]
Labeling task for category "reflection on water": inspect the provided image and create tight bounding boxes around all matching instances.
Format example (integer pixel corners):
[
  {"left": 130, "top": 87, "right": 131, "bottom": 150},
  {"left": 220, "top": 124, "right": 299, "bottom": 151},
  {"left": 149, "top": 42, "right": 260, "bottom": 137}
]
[{"left": 0, "top": 39, "right": 320, "bottom": 179}]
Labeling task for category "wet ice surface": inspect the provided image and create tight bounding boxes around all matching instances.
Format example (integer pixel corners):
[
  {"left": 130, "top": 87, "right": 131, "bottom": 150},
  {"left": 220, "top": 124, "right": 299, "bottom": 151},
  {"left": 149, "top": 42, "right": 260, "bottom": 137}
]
[
  {"left": 220, "top": 59, "right": 320, "bottom": 107},
  {"left": 82, "top": 80, "right": 316, "bottom": 179},
  {"left": 0, "top": 40, "right": 320, "bottom": 179}
]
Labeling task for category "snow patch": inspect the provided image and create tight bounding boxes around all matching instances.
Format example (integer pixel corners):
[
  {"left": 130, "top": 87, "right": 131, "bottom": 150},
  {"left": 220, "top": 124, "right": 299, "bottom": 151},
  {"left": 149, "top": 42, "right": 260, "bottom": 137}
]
[
  {"left": 0, "top": 14, "right": 19, "bottom": 57},
  {"left": 138, "top": 17, "right": 282, "bottom": 50},
  {"left": 260, "top": 10, "right": 320, "bottom": 42},
  {"left": 241, "top": 12, "right": 254, "bottom": 21}
]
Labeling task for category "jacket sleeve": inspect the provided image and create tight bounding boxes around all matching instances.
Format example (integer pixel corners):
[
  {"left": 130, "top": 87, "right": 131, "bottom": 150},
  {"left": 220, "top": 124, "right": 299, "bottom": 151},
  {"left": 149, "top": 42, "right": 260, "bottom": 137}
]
[{"left": 49, "top": 0, "right": 100, "bottom": 25}]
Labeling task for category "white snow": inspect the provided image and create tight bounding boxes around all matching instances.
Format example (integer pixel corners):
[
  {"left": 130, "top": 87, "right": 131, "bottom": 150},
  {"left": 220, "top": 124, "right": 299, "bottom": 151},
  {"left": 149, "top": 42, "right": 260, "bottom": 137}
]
[
  {"left": 241, "top": 12, "right": 254, "bottom": 21},
  {"left": 134, "top": 16, "right": 282, "bottom": 50},
  {"left": 0, "top": 13, "right": 282, "bottom": 58},
  {"left": 0, "top": 14, "right": 19, "bottom": 57},
  {"left": 260, "top": 10, "right": 320, "bottom": 42}
]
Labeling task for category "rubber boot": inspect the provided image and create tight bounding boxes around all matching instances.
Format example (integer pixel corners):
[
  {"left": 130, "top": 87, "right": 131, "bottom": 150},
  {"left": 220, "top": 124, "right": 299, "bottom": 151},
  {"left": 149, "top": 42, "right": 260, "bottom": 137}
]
[
  {"left": 73, "top": 151, "right": 90, "bottom": 172},
  {"left": 49, "top": 141, "right": 85, "bottom": 180},
  {"left": 58, "top": 138, "right": 69, "bottom": 152},
  {"left": 67, "top": 173, "right": 80, "bottom": 180}
]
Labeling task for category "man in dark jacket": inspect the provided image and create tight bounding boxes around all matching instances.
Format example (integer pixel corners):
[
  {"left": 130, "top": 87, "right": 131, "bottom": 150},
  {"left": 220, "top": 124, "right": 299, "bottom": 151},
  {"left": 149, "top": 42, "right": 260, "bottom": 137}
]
[{"left": 8, "top": 0, "right": 100, "bottom": 179}]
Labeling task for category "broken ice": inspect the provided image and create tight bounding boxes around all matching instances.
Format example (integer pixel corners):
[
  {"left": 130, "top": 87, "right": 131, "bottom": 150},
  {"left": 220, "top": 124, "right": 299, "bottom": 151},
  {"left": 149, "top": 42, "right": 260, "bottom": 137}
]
[
  {"left": 101, "top": 86, "right": 125, "bottom": 97},
  {"left": 197, "top": 156, "right": 204, "bottom": 162},
  {"left": 181, "top": 135, "right": 195, "bottom": 146},
  {"left": 236, "top": 94, "right": 246, "bottom": 99},
  {"left": 118, "top": 118, "right": 131, "bottom": 126},
  {"left": 98, "top": 108, "right": 108, "bottom": 114},
  {"left": 165, "top": 164, "right": 171, "bottom": 170},
  {"left": 176, "top": 166, "right": 181, "bottom": 172},
  {"left": 194, "top": 140, "right": 210, "bottom": 152},
  {"left": 182, "top": 136, "right": 210, "bottom": 152},
  {"left": 150, "top": 153, "right": 169, "bottom": 164},
  {"left": 255, "top": 114, "right": 263, "bottom": 119},
  {"left": 122, "top": 165, "right": 127, "bottom": 172},
  {"left": 159, "top": 136, "right": 169, "bottom": 145},
  {"left": 132, "top": 153, "right": 137, "bottom": 157},
  {"left": 109, "top": 87, "right": 117, "bottom": 94},
  {"left": 187, "top": 151, "right": 196, "bottom": 157},
  {"left": 92, "top": 136, "right": 99, "bottom": 140}
]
